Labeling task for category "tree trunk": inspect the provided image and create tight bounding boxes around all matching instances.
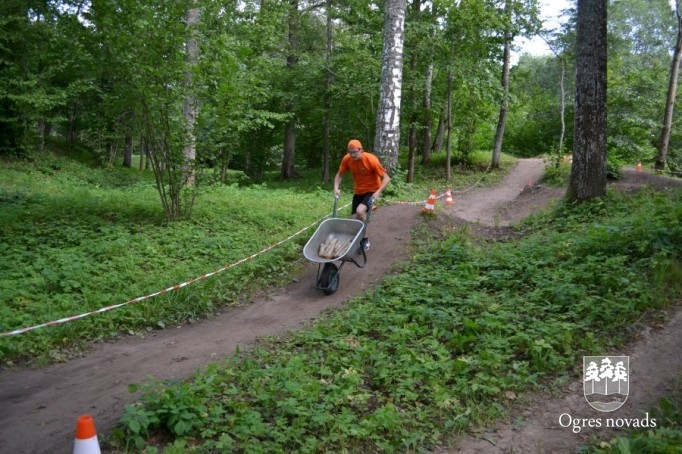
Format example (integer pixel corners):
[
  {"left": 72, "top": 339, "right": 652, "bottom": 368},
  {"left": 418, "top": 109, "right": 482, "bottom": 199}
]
[
  {"left": 421, "top": 62, "right": 433, "bottom": 165},
  {"left": 138, "top": 135, "right": 145, "bottom": 170},
  {"left": 183, "top": 4, "right": 200, "bottom": 186},
  {"left": 218, "top": 148, "right": 230, "bottom": 184},
  {"left": 656, "top": 3, "right": 682, "bottom": 172},
  {"left": 123, "top": 135, "right": 133, "bottom": 167},
  {"left": 491, "top": 0, "right": 512, "bottom": 170},
  {"left": 566, "top": 0, "right": 608, "bottom": 202},
  {"left": 558, "top": 58, "right": 566, "bottom": 159},
  {"left": 282, "top": 118, "right": 297, "bottom": 178},
  {"left": 38, "top": 119, "right": 47, "bottom": 151},
  {"left": 407, "top": 124, "right": 416, "bottom": 183},
  {"left": 407, "top": 55, "right": 418, "bottom": 183},
  {"left": 406, "top": 0, "right": 421, "bottom": 183},
  {"left": 432, "top": 105, "right": 446, "bottom": 154},
  {"left": 281, "top": 0, "right": 299, "bottom": 180},
  {"left": 322, "top": 0, "right": 333, "bottom": 184},
  {"left": 445, "top": 68, "right": 453, "bottom": 182},
  {"left": 144, "top": 137, "right": 151, "bottom": 170},
  {"left": 373, "top": 0, "right": 407, "bottom": 173}
]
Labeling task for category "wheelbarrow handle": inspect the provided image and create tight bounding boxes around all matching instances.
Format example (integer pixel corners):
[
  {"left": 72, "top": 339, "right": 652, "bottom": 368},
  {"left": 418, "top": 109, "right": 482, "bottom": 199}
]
[{"left": 365, "top": 197, "right": 375, "bottom": 225}]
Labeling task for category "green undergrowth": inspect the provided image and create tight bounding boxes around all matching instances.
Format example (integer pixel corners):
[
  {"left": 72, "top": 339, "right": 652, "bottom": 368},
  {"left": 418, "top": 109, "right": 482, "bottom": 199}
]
[
  {"left": 0, "top": 154, "right": 333, "bottom": 365},
  {"left": 0, "top": 150, "right": 514, "bottom": 366},
  {"left": 580, "top": 378, "right": 682, "bottom": 453},
  {"left": 111, "top": 187, "right": 682, "bottom": 452}
]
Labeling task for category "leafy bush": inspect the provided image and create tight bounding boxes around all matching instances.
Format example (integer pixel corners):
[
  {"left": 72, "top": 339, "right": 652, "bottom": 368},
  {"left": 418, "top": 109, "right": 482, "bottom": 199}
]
[
  {"left": 606, "top": 160, "right": 623, "bottom": 181},
  {"left": 542, "top": 158, "right": 571, "bottom": 187}
]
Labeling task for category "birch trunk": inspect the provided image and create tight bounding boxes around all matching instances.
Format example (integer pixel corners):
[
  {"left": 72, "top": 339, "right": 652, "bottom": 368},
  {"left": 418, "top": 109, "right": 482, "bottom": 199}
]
[
  {"left": 183, "top": 5, "right": 199, "bottom": 186},
  {"left": 373, "top": 0, "right": 406, "bottom": 172},
  {"left": 656, "top": 2, "right": 682, "bottom": 172},
  {"left": 491, "top": 0, "right": 512, "bottom": 170}
]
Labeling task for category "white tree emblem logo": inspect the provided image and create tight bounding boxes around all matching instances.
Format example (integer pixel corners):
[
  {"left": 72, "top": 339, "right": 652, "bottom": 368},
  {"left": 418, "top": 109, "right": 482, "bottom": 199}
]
[{"left": 583, "top": 356, "right": 629, "bottom": 412}]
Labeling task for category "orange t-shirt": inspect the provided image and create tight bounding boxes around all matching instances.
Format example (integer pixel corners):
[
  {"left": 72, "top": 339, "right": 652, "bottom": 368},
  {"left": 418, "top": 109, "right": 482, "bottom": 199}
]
[{"left": 338, "top": 152, "right": 387, "bottom": 194}]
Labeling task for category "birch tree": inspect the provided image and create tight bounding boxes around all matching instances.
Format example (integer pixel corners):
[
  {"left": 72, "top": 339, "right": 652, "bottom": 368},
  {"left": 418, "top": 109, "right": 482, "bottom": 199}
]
[
  {"left": 491, "top": 0, "right": 514, "bottom": 170},
  {"left": 183, "top": 3, "right": 200, "bottom": 186},
  {"left": 374, "top": 0, "right": 407, "bottom": 172},
  {"left": 656, "top": 0, "right": 682, "bottom": 172},
  {"left": 281, "top": 0, "right": 300, "bottom": 179}
]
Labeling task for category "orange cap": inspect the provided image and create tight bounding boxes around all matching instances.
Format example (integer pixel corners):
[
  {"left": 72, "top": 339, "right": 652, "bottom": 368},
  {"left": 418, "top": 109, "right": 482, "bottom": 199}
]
[
  {"left": 75, "top": 415, "right": 97, "bottom": 440},
  {"left": 347, "top": 139, "right": 362, "bottom": 150}
]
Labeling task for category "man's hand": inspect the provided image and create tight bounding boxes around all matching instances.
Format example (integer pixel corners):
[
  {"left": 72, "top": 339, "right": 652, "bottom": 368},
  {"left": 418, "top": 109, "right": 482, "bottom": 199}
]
[{"left": 334, "top": 188, "right": 340, "bottom": 198}]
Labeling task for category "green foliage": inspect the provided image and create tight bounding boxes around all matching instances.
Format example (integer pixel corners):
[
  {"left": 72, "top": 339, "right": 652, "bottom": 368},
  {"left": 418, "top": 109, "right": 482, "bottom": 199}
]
[
  {"left": 542, "top": 158, "right": 571, "bottom": 187},
  {"left": 0, "top": 153, "right": 332, "bottom": 365},
  {"left": 507, "top": 55, "right": 574, "bottom": 158},
  {"left": 111, "top": 185, "right": 682, "bottom": 452}
]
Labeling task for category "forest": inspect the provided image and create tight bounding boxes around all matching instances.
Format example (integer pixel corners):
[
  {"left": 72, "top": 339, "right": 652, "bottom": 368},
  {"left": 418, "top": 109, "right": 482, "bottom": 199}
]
[{"left": 1, "top": 0, "right": 681, "bottom": 218}]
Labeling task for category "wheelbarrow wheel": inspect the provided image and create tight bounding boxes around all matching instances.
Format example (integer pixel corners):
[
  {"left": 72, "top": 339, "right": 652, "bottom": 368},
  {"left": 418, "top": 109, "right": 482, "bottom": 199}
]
[{"left": 319, "top": 262, "right": 339, "bottom": 295}]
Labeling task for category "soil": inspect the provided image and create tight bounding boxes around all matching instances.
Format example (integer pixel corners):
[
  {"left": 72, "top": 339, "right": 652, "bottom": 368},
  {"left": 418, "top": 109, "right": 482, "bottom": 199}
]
[{"left": 1, "top": 159, "right": 681, "bottom": 454}]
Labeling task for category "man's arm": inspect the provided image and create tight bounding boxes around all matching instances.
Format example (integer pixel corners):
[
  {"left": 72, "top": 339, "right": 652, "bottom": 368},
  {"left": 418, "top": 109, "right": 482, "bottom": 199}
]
[
  {"left": 333, "top": 172, "right": 343, "bottom": 198},
  {"left": 372, "top": 172, "right": 391, "bottom": 201}
]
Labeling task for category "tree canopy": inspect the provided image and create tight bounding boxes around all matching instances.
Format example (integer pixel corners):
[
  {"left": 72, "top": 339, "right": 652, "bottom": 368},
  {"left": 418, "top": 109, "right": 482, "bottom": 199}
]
[{"left": 1, "top": 0, "right": 681, "bottom": 215}]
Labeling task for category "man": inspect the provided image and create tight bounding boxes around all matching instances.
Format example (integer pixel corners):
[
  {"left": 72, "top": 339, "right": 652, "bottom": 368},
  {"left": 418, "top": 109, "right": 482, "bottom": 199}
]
[{"left": 333, "top": 139, "right": 391, "bottom": 251}]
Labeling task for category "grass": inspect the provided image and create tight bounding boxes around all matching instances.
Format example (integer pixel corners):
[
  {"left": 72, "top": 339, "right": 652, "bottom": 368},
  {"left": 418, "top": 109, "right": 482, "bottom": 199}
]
[
  {"left": 109, "top": 185, "right": 682, "bottom": 452},
  {"left": 0, "top": 147, "right": 513, "bottom": 366}
]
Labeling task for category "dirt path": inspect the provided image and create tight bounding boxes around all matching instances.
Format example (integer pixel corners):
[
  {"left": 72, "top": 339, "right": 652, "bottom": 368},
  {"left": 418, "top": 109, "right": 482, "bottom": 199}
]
[
  {"left": 450, "top": 158, "right": 550, "bottom": 226},
  {"left": 0, "top": 160, "right": 679, "bottom": 453}
]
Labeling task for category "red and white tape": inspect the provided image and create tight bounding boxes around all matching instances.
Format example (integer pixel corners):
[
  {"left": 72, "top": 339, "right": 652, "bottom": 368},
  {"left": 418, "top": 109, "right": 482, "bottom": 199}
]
[{"left": 0, "top": 211, "right": 343, "bottom": 337}]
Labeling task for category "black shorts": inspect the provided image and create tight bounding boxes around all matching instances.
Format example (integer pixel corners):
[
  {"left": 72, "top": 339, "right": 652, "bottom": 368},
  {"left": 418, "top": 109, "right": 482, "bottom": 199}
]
[{"left": 352, "top": 193, "right": 374, "bottom": 214}]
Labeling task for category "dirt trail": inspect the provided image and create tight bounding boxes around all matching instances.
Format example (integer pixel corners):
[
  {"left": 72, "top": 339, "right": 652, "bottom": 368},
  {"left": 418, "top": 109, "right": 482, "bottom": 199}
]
[
  {"left": 450, "top": 158, "right": 549, "bottom": 226},
  {"left": 0, "top": 160, "right": 679, "bottom": 453}
]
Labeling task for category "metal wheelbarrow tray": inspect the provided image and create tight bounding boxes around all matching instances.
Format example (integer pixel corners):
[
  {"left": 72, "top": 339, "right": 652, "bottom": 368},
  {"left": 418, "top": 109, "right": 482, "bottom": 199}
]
[{"left": 303, "top": 217, "right": 367, "bottom": 295}]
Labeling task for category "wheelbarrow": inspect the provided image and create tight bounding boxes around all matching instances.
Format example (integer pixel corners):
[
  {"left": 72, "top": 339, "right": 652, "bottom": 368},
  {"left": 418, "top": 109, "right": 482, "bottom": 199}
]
[{"left": 303, "top": 196, "right": 373, "bottom": 295}]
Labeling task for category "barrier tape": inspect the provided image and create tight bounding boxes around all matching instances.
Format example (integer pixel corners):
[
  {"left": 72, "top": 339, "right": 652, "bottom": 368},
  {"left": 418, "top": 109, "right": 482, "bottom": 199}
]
[
  {"left": 2, "top": 181, "right": 483, "bottom": 338},
  {"left": 0, "top": 206, "right": 353, "bottom": 337}
]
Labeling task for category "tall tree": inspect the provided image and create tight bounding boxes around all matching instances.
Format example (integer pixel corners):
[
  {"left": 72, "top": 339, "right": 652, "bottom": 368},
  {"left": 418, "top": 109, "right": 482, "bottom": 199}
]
[
  {"left": 656, "top": 0, "right": 682, "bottom": 171},
  {"left": 281, "top": 0, "right": 300, "bottom": 179},
  {"left": 567, "top": 0, "right": 608, "bottom": 202},
  {"left": 607, "top": 0, "right": 674, "bottom": 164},
  {"left": 492, "top": 0, "right": 541, "bottom": 169},
  {"left": 321, "top": 0, "right": 333, "bottom": 183},
  {"left": 420, "top": 62, "right": 434, "bottom": 166},
  {"left": 491, "top": 0, "right": 514, "bottom": 169},
  {"left": 183, "top": 3, "right": 200, "bottom": 186},
  {"left": 374, "top": 0, "right": 407, "bottom": 172}
]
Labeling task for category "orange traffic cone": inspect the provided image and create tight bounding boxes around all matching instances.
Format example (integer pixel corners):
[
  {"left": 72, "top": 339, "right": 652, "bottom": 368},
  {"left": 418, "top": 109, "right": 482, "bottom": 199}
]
[
  {"left": 445, "top": 189, "right": 454, "bottom": 205},
  {"left": 636, "top": 161, "right": 642, "bottom": 172},
  {"left": 73, "top": 415, "right": 101, "bottom": 454},
  {"left": 421, "top": 190, "right": 437, "bottom": 212}
]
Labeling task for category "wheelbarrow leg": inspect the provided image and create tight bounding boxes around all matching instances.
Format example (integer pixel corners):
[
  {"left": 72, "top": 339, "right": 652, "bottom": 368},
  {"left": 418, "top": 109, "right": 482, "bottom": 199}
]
[{"left": 316, "top": 262, "right": 345, "bottom": 295}]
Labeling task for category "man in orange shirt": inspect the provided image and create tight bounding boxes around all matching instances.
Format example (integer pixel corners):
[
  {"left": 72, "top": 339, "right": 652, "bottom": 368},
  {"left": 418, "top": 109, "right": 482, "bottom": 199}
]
[{"left": 333, "top": 139, "right": 391, "bottom": 251}]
